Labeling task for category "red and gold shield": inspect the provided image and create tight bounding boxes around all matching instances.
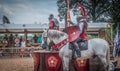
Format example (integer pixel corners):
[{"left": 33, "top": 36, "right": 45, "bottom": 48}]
[{"left": 67, "top": 25, "right": 81, "bottom": 42}]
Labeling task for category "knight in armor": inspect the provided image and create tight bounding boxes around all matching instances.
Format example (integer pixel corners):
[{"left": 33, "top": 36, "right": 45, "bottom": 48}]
[
  {"left": 48, "top": 14, "right": 59, "bottom": 30},
  {"left": 71, "top": 15, "right": 88, "bottom": 57},
  {"left": 77, "top": 15, "right": 88, "bottom": 40}
]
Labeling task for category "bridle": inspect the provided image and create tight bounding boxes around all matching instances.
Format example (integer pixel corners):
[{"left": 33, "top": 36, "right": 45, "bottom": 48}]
[
  {"left": 42, "top": 30, "right": 55, "bottom": 50},
  {"left": 42, "top": 30, "right": 68, "bottom": 50}
]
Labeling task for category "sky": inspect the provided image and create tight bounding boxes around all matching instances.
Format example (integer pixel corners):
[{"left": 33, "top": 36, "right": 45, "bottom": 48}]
[{"left": 0, "top": 0, "right": 62, "bottom": 24}]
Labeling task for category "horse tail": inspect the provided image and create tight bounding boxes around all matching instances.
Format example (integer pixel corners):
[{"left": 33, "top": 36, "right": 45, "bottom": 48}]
[{"left": 106, "top": 44, "right": 110, "bottom": 71}]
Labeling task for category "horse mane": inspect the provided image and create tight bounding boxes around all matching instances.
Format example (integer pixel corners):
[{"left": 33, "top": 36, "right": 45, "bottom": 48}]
[{"left": 47, "top": 30, "right": 67, "bottom": 39}]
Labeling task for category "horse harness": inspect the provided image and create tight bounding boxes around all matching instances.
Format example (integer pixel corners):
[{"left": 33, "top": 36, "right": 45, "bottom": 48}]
[
  {"left": 52, "top": 38, "right": 67, "bottom": 49},
  {"left": 45, "top": 30, "right": 88, "bottom": 50},
  {"left": 43, "top": 30, "right": 68, "bottom": 50}
]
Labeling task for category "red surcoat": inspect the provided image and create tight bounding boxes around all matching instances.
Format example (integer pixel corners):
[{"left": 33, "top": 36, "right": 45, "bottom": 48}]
[{"left": 49, "top": 20, "right": 59, "bottom": 30}]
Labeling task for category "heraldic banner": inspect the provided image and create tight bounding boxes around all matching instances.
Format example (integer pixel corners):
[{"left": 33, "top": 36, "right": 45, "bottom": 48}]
[
  {"left": 74, "top": 59, "right": 89, "bottom": 71},
  {"left": 33, "top": 53, "right": 40, "bottom": 71},
  {"left": 45, "top": 53, "right": 62, "bottom": 71}
]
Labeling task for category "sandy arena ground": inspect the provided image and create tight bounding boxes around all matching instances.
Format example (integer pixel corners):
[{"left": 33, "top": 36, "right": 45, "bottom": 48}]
[
  {"left": 0, "top": 57, "right": 120, "bottom": 71},
  {"left": 115, "top": 57, "right": 120, "bottom": 68},
  {"left": 0, "top": 57, "right": 34, "bottom": 71}
]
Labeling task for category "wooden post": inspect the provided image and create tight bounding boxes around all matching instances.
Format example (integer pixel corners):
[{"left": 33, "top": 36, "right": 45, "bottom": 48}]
[
  {"left": 24, "top": 29, "right": 27, "bottom": 46},
  {"left": 99, "top": 29, "right": 106, "bottom": 39},
  {"left": 110, "top": 24, "right": 113, "bottom": 45}
]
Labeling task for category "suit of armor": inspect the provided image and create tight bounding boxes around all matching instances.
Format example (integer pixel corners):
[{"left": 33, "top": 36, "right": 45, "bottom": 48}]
[
  {"left": 71, "top": 17, "right": 88, "bottom": 57},
  {"left": 48, "top": 14, "right": 59, "bottom": 30}
]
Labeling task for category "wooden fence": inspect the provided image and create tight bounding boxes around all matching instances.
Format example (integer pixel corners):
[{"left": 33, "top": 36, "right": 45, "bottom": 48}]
[{"left": 0, "top": 47, "right": 42, "bottom": 57}]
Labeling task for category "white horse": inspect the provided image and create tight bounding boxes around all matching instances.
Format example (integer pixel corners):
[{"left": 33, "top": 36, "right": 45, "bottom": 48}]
[{"left": 42, "top": 29, "right": 110, "bottom": 71}]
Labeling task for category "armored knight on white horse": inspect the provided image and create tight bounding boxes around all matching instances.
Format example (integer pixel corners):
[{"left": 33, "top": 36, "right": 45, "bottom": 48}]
[
  {"left": 42, "top": 29, "right": 110, "bottom": 71},
  {"left": 41, "top": 1, "right": 110, "bottom": 71}
]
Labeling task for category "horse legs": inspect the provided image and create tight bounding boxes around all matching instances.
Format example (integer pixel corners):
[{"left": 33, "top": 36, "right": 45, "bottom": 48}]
[
  {"left": 102, "top": 57, "right": 108, "bottom": 71},
  {"left": 60, "top": 55, "right": 70, "bottom": 71},
  {"left": 59, "top": 48, "right": 69, "bottom": 71},
  {"left": 98, "top": 54, "right": 110, "bottom": 71},
  {"left": 118, "top": 47, "right": 120, "bottom": 56},
  {"left": 59, "top": 43, "right": 72, "bottom": 71},
  {"left": 98, "top": 45, "right": 110, "bottom": 71},
  {"left": 62, "top": 56, "right": 70, "bottom": 71}
]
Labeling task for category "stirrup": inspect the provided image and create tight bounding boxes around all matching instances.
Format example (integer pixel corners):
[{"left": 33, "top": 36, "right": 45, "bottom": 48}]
[
  {"left": 76, "top": 57, "right": 82, "bottom": 61},
  {"left": 76, "top": 57, "right": 85, "bottom": 61}
]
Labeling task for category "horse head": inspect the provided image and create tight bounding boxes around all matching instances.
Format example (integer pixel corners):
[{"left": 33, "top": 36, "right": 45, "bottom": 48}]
[
  {"left": 41, "top": 30, "right": 50, "bottom": 50},
  {"left": 41, "top": 30, "right": 68, "bottom": 50}
]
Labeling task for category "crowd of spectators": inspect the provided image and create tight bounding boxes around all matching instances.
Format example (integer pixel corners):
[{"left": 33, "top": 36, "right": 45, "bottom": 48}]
[
  {"left": 0, "top": 34, "right": 42, "bottom": 57},
  {"left": 0, "top": 34, "right": 42, "bottom": 47}
]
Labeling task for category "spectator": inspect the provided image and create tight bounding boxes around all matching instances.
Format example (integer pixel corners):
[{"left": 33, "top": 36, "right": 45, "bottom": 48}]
[
  {"left": 20, "top": 36, "right": 23, "bottom": 46},
  {"left": 2, "top": 38, "right": 8, "bottom": 56},
  {"left": 20, "top": 37, "right": 26, "bottom": 57},
  {"left": 2, "top": 38, "right": 8, "bottom": 48},
  {"left": 0, "top": 40, "right": 2, "bottom": 47},
  {"left": 14, "top": 36, "right": 20, "bottom": 47},
  {"left": 38, "top": 35, "right": 42, "bottom": 43},
  {"left": 33, "top": 35, "right": 38, "bottom": 43},
  {"left": 0, "top": 40, "right": 3, "bottom": 56},
  {"left": 14, "top": 35, "right": 20, "bottom": 53},
  {"left": 31, "top": 37, "right": 34, "bottom": 43},
  {"left": 21, "top": 37, "right": 26, "bottom": 48},
  {"left": 4, "top": 34, "right": 8, "bottom": 41}
]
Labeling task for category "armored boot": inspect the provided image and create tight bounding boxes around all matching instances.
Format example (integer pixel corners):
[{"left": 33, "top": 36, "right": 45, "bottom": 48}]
[
  {"left": 75, "top": 45, "right": 81, "bottom": 57},
  {"left": 73, "top": 42, "right": 81, "bottom": 57},
  {"left": 70, "top": 40, "right": 81, "bottom": 59}
]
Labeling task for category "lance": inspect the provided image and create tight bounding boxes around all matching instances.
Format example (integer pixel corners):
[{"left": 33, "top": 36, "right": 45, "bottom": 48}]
[
  {"left": 67, "top": 0, "right": 71, "bottom": 27},
  {"left": 66, "top": 1, "right": 86, "bottom": 26}
]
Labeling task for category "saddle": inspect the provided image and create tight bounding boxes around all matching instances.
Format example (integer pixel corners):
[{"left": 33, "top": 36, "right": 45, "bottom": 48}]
[
  {"left": 69, "top": 39, "right": 88, "bottom": 51},
  {"left": 77, "top": 39, "right": 88, "bottom": 51},
  {"left": 69, "top": 39, "right": 88, "bottom": 59}
]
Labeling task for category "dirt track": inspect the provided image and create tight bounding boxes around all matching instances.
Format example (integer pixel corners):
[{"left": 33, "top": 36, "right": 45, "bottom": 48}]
[
  {"left": 0, "top": 57, "right": 34, "bottom": 71},
  {"left": 115, "top": 57, "right": 120, "bottom": 68},
  {"left": 0, "top": 57, "right": 120, "bottom": 71}
]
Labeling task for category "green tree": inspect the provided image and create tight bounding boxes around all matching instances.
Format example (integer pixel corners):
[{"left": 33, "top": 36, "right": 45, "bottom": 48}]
[
  {"left": 108, "top": 0, "right": 120, "bottom": 30},
  {"left": 57, "top": 0, "right": 111, "bottom": 22}
]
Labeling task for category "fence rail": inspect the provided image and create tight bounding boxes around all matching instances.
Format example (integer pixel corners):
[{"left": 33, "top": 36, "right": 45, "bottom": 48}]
[{"left": 0, "top": 47, "right": 42, "bottom": 57}]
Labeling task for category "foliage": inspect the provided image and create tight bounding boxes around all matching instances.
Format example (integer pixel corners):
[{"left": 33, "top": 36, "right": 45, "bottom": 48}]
[
  {"left": 57, "top": 0, "right": 111, "bottom": 22},
  {"left": 57, "top": 0, "right": 67, "bottom": 21},
  {"left": 87, "top": 34, "right": 98, "bottom": 39},
  {"left": 108, "top": 0, "right": 120, "bottom": 30}
]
